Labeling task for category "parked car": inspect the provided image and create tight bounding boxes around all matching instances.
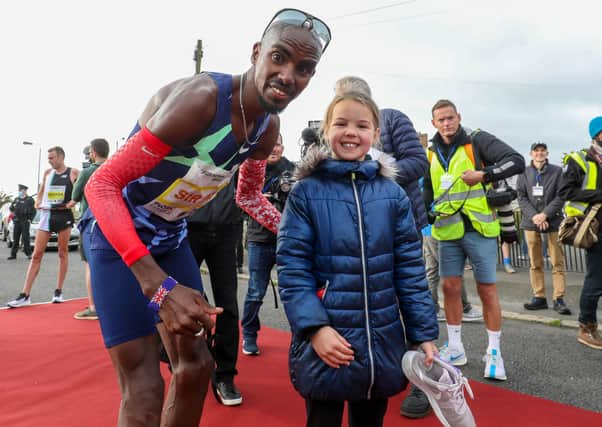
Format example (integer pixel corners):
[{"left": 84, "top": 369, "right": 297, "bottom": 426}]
[
  {"left": 7, "top": 210, "right": 79, "bottom": 250},
  {"left": 1, "top": 205, "right": 12, "bottom": 241}
]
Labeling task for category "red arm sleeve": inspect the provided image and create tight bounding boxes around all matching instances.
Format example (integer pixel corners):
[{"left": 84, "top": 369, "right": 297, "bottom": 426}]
[
  {"left": 236, "top": 158, "right": 281, "bottom": 234},
  {"left": 85, "top": 127, "right": 173, "bottom": 266}
]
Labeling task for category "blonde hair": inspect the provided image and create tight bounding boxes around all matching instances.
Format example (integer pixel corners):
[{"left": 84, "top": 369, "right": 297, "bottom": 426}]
[
  {"left": 334, "top": 76, "right": 372, "bottom": 97},
  {"left": 321, "top": 91, "right": 381, "bottom": 148}
]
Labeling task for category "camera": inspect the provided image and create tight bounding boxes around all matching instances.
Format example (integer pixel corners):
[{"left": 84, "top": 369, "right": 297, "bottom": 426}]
[
  {"left": 427, "top": 211, "right": 440, "bottom": 225},
  {"left": 267, "top": 170, "right": 296, "bottom": 209}
]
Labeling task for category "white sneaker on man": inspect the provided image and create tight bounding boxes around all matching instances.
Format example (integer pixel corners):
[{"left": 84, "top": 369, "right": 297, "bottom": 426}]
[
  {"left": 462, "top": 307, "right": 483, "bottom": 323},
  {"left": 402, "top": 350, "right": 476, "bottom": 427},
  {"left": 483, "top": 348, "right": 507, "bottom": 380},
  {"left": 439, "top": 343, "right": 468, "bottom": 366}
]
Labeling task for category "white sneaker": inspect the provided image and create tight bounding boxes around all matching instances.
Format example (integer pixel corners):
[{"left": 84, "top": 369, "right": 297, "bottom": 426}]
[
  {"left": 402, "top": 350, "right": 476, "bottom": 427},
  {"left": 483, "top": 349, "right": 507, "bottom": 380},
  {"left": 462, "top": 307, "right": 483, "bottom": 323},
  {"left": 51, "top": 289, "right": 64, "bottom": 303},
  {"left": 7, "top": 293, "right": 31, "bottom": 308},
  {"left": 436, "top": 309, "right": 447, "bottom": 322},
  {"left": 439, "top": 343, "right": 468, "bottom": 366}
]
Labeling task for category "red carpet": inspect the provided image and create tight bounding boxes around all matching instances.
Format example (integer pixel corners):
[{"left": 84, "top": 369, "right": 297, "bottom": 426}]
[{"left": 1, "top": 300, "right": 600, "bottom": 427}]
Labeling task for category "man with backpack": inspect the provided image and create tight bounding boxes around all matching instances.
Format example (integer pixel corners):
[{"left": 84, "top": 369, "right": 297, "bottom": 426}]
[{"left": 423, "top": 99, "right": 524, "bottom": 380}]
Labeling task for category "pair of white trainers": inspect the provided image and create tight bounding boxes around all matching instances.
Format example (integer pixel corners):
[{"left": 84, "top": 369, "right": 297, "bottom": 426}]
[
  {"left": 439, "top": 343, "right": 507, "bottom": 381},
  {"left": 402, "top": 351, "right": 476, "bottom": 427}
]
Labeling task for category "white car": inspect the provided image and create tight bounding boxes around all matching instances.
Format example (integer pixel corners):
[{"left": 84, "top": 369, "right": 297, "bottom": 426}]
[{"left": 7, "top": 210, "right": 79, "bottom": 250}]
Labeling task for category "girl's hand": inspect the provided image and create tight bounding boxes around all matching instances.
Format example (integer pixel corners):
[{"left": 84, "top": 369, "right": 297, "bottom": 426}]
[
  {"left": 419, "top": 341, "right": 439, "bottom": 367},
  {"left": 310, "top": 326, "right": 354, "bottom": 368}
]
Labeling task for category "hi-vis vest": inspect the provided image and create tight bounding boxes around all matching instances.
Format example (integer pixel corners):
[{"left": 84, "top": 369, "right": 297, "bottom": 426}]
[
  {"left": 563, "top": 150, "right": 598, "bottom": 217},
  {"left": 429, "top": 144, "right": 500, "bottom": 240}
]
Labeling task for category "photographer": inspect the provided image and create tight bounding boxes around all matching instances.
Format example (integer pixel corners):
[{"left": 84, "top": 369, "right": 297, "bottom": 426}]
[
  {"left": 241, "top": 135, "right": 295, "bottom": 356},
  {"left": 424, "top": 99, "right": 524, "bottom": 381},
  {"left": 517, "top": 142, "right": 569, "bottom": 314},
  {"left": 299, "top": 126, "right": 321, "bottom": 160}
]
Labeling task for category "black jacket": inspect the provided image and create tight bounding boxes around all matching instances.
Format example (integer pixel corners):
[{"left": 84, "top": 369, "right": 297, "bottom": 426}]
[
  {"left": 516, "top": 161, "right": 564, "bottom": 231},
  {"left": 10, "top": 196, "right": 36, "bottom": 222},
  {"left": 424, "top": 127, "right": 525, "bottom": 232},
  {"left": 247, "top": 156, "right": 296, "bottom": 244},
  {"left": 187, "top": 172, "right": 242, "bottom": 226},
  {"left": 558, "top": 149, "right": 602, "bottom": 226},
  {"left": 379, "top": 108, "right": 428, "bottom": 231}
]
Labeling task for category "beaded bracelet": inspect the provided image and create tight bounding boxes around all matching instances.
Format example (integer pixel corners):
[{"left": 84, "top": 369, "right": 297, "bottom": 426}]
[{"left": 148, "top": 276, "right": 177, "bottom": 313}]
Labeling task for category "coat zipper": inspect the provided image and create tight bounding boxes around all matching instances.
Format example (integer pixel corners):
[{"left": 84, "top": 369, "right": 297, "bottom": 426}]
[{"left": 351, "top": 172, "right": 375, "bottom": 399}]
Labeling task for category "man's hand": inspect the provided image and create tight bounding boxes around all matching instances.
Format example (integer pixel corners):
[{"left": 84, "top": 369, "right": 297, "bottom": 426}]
[
  {"left": 65, "top": 200, "right": 76, "bottom": 209},
  {"left": 418, "top": 341, "right": 438, "bottom": 367},
  {"left": 310, "top": 326, "right": 355, "bottom": 368},
  {"left": 158, "top": 285, "right": 223, "bottom": 336},
  {"left": 532, "top": 212, "right": 547, "bottom": 226},
  {"left": 461, "top": 170, "right": 486, "bottom": 186}
]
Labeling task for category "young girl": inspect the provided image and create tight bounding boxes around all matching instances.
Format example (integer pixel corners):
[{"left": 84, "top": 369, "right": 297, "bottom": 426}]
[{"left": 277, "top": 91, "right": 438, "bottom": 427}]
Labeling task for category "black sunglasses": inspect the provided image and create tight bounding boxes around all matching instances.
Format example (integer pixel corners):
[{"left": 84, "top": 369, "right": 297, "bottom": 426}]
[{"left": 263, "top": 8, "right": 332, "bottom": 52}]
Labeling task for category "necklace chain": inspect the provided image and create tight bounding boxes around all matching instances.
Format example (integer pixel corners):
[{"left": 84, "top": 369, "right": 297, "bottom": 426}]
[{"left": 239, "top": 74, "right": 260, "bottom": 145}]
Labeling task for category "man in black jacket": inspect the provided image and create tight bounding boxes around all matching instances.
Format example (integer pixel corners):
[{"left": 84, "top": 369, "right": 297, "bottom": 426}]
[
  {"left": 186, "top": 174, "right": 244, "bottom": 406},
  {"left": 8, "top": 184, "right": 36, "bottom": 260},
  {"left": 516, "top": 142, "right": 570, "bottom": 314},
  {"left": 558, "top": 116, "right": 602, "bottom": 350},
  {"left": 241, "top": 136, "right": 295, "bottom": 356}
]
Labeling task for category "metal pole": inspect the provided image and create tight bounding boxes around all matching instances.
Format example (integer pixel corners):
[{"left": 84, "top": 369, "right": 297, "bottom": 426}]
[
  {"left": 194, "top": 39, "right": 203, "bottom": 75},
  {"left": 37, "top": 147, "right": 41, "bottom": 192}
]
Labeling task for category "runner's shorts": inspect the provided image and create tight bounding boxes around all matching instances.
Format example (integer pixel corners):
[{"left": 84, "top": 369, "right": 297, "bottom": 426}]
[
  {"left": 38, "top": 209, "right": 74, "bottom": 233},
  {"left": 82, "top": 220, "right": 203, "bottom": 348}
]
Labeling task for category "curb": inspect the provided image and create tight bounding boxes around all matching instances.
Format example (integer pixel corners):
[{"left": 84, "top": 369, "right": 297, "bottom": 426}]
[
  {"left": 200, "top": 267, "right": 600, "bottom": 332},
  {"left": 466, "top": 305, "right": 601, "bottom": 332}
]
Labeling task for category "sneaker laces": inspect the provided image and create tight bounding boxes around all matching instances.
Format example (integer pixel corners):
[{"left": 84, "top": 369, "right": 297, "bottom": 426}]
[{"left": 449, "top": 373, "right": 474, "bottom": 402}]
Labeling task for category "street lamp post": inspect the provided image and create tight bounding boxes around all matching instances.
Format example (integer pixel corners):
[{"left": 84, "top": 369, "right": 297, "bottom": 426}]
[{"left": 22, "top": 141, "right": 42, "bottom": 192}]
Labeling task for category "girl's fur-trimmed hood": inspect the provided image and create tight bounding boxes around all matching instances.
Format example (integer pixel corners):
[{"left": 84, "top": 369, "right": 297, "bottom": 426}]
[{"left": 293, "top": 145, "right": 399, "bottom": 181}]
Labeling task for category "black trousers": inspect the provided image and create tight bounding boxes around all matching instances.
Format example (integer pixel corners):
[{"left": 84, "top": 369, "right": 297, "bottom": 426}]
[
  {"left": 305, "top": 398, "right": 389, "bottom": 427},
  {"left": 11, "top": 220, "right": 31, "bottom": 257},
  {"left": 187, "top": 222, "right": 242, "bottom": 382},
  {"left": 580, "top": 238, "right": 602, "bottom": 324}
]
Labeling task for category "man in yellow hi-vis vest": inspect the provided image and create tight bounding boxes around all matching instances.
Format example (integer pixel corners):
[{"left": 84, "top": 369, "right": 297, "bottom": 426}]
[
  {"left": 423, "top": 99, "right": 525, "bottom": 381},
  {"left": 558, "top": 116, "right": 602, "bottom": 350}
]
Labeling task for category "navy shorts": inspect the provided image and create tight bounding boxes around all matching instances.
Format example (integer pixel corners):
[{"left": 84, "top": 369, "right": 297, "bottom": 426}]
[{"left": 83, "top": 220, "right": 203, "bottom": 348}]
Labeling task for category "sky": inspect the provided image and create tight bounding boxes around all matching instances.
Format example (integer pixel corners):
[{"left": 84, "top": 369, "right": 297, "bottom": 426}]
[{"left": 1, "top": 0, "right": 601, "bottom": 195}]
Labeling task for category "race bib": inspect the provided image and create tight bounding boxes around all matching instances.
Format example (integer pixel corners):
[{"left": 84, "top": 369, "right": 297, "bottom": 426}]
[
  {"left": 143, "top": 160, "right": 237, "bottom": 221},
  {"left": 47, "top": 185, "right": 66, "bottom": 204}
]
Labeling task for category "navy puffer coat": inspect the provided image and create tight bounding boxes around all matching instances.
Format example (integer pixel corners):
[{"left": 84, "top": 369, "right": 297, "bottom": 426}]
[
  {"left": 379, "top": 108, "right": 428, "bottom": 231},
  {"left": 277, "top": 148, "right": 438, "bottom": 401}
]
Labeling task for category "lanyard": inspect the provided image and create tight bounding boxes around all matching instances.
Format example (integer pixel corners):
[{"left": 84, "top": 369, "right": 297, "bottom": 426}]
[
  {"left": 436, "top": 145, "right": 457, "bottom": 172},
  {"left": 535, "top": 172, "right": 542, "bottom": 186},
  {"left": 262, "top": 175, "right": 279, "bottom": 193}
]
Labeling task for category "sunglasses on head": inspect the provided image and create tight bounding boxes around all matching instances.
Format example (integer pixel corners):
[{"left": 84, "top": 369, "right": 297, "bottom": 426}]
[{"left": 263, "top": 8, "right": 332, "bottom": 52}]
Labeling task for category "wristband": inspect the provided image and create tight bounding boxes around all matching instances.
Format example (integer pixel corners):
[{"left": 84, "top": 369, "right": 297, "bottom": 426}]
[{"left": 148, "top": 276, "right": 178, "bottom": 313}]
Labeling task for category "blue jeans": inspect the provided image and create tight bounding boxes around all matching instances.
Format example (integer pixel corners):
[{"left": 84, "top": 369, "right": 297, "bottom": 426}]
[
  {"left": 241, "top": 241, "right": 276, "bottom": 339},
  {"left": 580, "top": 239, "right": 602, "bottom": 324}
]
